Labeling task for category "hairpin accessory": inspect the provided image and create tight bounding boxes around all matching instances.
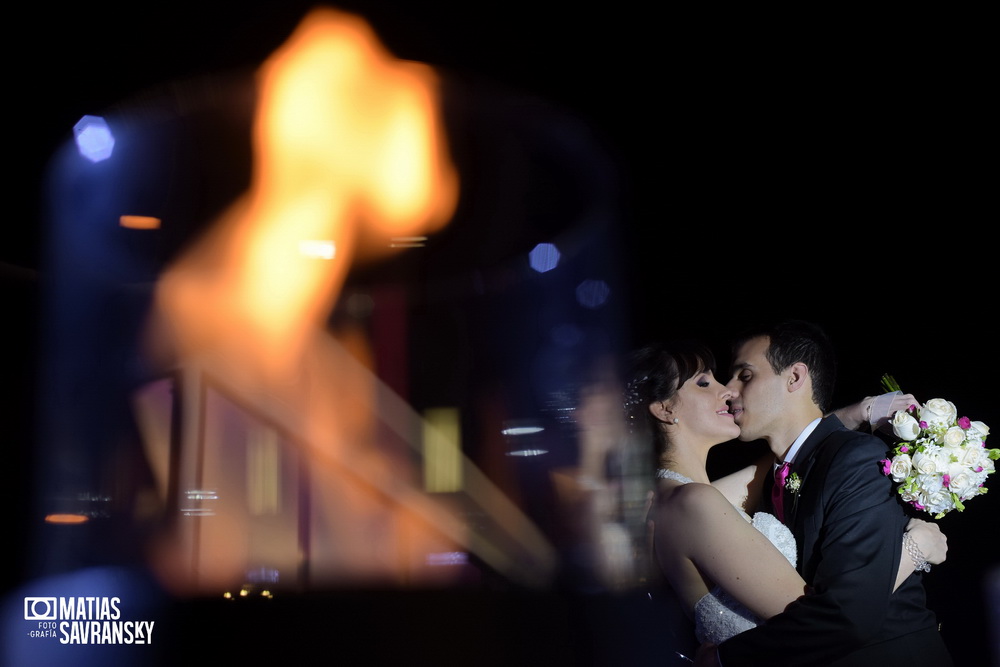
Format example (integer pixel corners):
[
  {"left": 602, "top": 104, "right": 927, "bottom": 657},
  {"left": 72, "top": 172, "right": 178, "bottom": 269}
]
[
  {"left": 624, "top": 375, "right": 649, "bottom": 412},
  {"left": 624, "top": 375, "right": 649, "bottom": 432}
]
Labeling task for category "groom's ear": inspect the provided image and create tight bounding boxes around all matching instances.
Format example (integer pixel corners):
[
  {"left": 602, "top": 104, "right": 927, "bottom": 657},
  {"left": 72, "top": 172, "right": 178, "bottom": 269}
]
[{"left": 786, "top": 362, "right": 810, "bottom": 394}]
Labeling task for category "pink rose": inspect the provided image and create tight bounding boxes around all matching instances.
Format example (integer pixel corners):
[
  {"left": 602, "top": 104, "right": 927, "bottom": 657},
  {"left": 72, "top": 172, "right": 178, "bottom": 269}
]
[
  {"left": 958, "top": 416, "right": 971, "bottom": 429},
  {"left": 881, "top": 459, "right": 891, "bottom": 475}
]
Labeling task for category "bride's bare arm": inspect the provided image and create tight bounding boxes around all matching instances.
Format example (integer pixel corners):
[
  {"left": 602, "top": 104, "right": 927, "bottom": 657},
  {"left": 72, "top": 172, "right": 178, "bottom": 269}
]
[
  {"left": 662, "top": 482, "right": 807, "bottom": 620},
  {"left": 831, "top": 392, "right": 919, "bottom": 431},
  {"left": 656, "top": 484, "right": 946, "bottom": 623}
]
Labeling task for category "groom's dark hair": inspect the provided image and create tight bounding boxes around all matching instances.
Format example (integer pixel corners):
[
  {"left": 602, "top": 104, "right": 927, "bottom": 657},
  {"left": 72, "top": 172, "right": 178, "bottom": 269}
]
[{"left": 733, "top": 320, "right": 837, "bottom": 412}]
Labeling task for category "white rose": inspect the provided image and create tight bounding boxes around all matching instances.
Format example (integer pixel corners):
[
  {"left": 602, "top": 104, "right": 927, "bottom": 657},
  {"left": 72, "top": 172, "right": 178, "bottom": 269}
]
[
  {"left": 919, "top": 399, "right": 958, "bottom": 427},
  {"left": 918, "top": 488, "right": 953, "bottom": 515},
  {"left": 946, "top": 464, "right": 978, "bottom": 499},
  {"left": 943, "top": 426, "right": 967, "bottom": 448},
  {"left": 958, "top": 444, "right": 986, "bottom": 468},
  {"left": 891, "top": 411, "right": 921, "bottom": 441},
  {"left": 912, "top": 450, "right": 943, "bottom": 474},
  {"left": 968, "top": 421, "right": 990, "bottom": 440},
  {"left": 888, "top": 454, "right": 913, "bottom": 482}
]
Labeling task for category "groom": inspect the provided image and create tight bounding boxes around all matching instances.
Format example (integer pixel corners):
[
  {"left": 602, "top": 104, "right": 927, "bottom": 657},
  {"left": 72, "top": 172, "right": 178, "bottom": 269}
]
[{"left": 703, "top": 320, "right": 952, "bottom": 666}]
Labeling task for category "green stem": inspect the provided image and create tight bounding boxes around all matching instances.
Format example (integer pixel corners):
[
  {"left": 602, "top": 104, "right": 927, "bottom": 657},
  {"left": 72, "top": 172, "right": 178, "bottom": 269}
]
[{"left": 881, "top": 373, "right": 902, "bottom": 393}]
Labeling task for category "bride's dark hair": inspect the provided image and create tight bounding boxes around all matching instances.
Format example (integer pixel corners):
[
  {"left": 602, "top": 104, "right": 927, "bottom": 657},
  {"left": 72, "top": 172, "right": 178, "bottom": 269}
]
[{"left": 624, "top": 340, "right": 718, "bottom": 469}]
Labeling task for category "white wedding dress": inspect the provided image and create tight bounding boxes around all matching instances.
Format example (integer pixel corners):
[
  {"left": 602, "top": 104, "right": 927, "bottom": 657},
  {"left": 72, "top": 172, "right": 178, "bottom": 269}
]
[{"left": 656, "top": 469, "right": 798, "bottom": 645}]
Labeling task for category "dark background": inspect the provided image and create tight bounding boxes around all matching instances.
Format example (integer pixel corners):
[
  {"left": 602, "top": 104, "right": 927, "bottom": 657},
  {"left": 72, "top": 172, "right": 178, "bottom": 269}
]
[
  {"left": 9, "top": 1, "right": 993, "bottom": 365},
  {"left": 4, "top": 2, "right": 995, "bottom": 664}
]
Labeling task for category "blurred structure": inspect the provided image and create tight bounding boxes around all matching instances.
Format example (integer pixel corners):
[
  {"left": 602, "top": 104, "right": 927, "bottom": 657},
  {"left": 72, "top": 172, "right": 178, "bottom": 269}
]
[
  {"left": 23, "top": 5, "right": 645, "bottom": 596},
  {"left": 4, "top": 6, "right": 673, "bottom": 665}
]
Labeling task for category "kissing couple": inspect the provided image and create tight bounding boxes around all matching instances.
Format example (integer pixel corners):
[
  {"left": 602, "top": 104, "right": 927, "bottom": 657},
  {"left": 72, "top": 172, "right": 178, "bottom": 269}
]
[{"left": 629, "top": 320, "right": 953, "bottom": 666}]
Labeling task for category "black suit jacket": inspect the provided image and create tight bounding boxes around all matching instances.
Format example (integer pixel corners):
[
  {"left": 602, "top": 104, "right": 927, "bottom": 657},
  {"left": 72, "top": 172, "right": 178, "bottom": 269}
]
[{"left": 718, "top": 416, "right": 951, "bottom": 666}]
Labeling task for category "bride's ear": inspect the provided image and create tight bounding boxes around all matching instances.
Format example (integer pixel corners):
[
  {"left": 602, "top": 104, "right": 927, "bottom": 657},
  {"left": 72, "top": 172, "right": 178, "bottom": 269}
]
[{"left": 649, "top": 400, "right": 674, "bottom": 424}]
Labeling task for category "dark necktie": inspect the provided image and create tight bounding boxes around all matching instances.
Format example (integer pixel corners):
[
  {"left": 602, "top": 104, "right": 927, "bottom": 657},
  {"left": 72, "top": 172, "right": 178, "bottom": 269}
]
[{"left": 772, "top": 461, "right": 791, "bottom": 523}]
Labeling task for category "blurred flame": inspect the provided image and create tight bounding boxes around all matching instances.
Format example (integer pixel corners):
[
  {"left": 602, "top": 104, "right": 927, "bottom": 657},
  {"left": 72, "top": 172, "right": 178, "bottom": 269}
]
[
  {"left": 142, "top": 8, "right": 557, "bottom": 593},
  {"left": 152, "top": 7, "right": 457, "bottom": 381},
  {"left": 146, "top": 8, "right": 463, "bottom": 591}
]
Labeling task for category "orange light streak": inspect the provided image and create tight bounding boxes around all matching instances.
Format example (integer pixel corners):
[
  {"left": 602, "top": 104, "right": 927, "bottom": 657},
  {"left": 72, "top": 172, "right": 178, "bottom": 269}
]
[
  {"left": 44, "top": 513, "right": 89, "bottom": 524},
  {"left": 120, "top": 215, "right": 162, "bottom": 229}
]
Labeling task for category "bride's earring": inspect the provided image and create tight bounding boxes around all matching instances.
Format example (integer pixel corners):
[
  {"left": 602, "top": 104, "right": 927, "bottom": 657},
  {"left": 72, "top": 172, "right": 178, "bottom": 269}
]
[{"left": 672, "top": 418, "right": 679, "bottom": 424}]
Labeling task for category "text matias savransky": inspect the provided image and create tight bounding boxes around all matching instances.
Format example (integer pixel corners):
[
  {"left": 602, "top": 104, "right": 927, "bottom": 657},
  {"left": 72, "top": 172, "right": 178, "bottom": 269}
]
[{"left": 24, "top": 596, "right": 155, "bottom": 645}]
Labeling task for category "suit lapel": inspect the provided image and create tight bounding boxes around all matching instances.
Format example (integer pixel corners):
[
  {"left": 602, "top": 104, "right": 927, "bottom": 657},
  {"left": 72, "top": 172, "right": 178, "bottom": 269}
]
[{"left": 787, "top": 415, "right": 844, "bottom": 527}]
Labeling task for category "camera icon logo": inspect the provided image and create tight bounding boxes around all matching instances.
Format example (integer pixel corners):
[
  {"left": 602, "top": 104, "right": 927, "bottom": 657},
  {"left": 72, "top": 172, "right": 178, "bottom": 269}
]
[{"left": 24, "top": 597, "right": 57, "bottom": 621}]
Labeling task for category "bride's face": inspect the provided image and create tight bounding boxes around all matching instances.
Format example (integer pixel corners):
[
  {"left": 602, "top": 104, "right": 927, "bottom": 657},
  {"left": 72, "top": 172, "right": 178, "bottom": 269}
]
[{"left": 668, "top": 370, "right": 740, "bottom": 445}]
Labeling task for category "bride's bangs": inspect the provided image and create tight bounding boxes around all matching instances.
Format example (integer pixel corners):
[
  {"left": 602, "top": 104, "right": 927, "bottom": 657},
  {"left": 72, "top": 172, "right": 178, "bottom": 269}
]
[{"left": 671, "top": 341, "right": 717, "bottom": 388}]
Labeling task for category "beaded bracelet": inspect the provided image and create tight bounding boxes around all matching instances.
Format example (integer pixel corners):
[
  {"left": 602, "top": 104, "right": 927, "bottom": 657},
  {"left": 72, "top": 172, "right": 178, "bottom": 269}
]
[{"left": 903, "top": 531, "right": 931, "bottom": 573}]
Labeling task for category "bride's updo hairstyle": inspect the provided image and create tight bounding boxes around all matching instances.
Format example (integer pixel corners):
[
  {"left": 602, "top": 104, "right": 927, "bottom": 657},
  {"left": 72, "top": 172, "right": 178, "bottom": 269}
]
[{"left": 625, "top": 341, "right": 718, "bottom": 469}]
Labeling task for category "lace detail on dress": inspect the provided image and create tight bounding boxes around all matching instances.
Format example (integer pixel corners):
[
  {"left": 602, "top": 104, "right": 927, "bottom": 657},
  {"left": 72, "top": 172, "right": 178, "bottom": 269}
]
[
  {"left": 693, "top": 511, "right": 798, "bottom": 645},
  {"left": 656, "top": 468, "right": 694, "bottom": 484}
]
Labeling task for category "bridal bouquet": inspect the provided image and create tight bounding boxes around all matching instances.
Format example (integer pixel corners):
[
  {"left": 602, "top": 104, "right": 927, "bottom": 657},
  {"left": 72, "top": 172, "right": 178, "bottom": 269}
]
[{"left": 879, "top": 375, "right": 999, "bottom": 519}]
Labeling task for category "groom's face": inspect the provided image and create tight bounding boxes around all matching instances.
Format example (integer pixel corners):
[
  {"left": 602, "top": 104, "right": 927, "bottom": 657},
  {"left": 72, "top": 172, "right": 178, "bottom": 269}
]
[{"left": 726, "top": 336, "right": 787, "bottom": 444}]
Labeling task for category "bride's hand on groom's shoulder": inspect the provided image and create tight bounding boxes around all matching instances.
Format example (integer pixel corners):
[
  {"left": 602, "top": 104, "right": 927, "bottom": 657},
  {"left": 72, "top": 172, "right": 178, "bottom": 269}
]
[
  {"left": 831, "top": 391, "right": 918, "bottom": 431},
  {"left": 870, "top": 392, "right": 921, "bottom": 431},
  {"left": 835, "top": 391, "right": 922, "bottom": 432},
  {"left": 881, "top": 392, "right": 920, "bottom": 419},
  {"left": 906, "top": 518, "right": 948, "bottom": 565}
]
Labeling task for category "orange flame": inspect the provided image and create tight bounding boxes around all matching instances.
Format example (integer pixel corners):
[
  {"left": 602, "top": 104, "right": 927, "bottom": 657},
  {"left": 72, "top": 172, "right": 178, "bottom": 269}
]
[
  {"left": 152, "top": 7, "right": 457, "bottom": 381},
  {"left": 146, "top": 8, "right": 463, "bottom": 592},
  {"left": 143, "top": 8, "right": 556, "bottom": 594}
]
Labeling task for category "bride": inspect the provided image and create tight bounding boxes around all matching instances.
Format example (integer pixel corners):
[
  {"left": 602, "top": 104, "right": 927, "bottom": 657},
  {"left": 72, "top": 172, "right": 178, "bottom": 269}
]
[{"left": 626, "top": 341, "right": 946, "bottom": 657}]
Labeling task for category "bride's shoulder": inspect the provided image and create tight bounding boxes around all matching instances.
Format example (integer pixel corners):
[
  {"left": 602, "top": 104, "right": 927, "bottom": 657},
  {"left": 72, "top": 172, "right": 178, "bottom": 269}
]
[
  {"left": 656, "top": 481, "right": 734, "bottom": 520},
  {"left": 653, "top": 483, "right": 755, "bottom": 557}
]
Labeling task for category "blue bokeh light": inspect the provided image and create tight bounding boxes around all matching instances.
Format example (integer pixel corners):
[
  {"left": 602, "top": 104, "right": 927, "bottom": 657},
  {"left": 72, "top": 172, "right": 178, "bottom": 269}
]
[
  {"left": 73, "top": 115, "right": 115, "bottom": 162},
  {"left": 575, "top": 279, "right": 611, "bottom": 309},
  {"left": 528, "top": 243, "right": 560, "bottom": 273}
]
